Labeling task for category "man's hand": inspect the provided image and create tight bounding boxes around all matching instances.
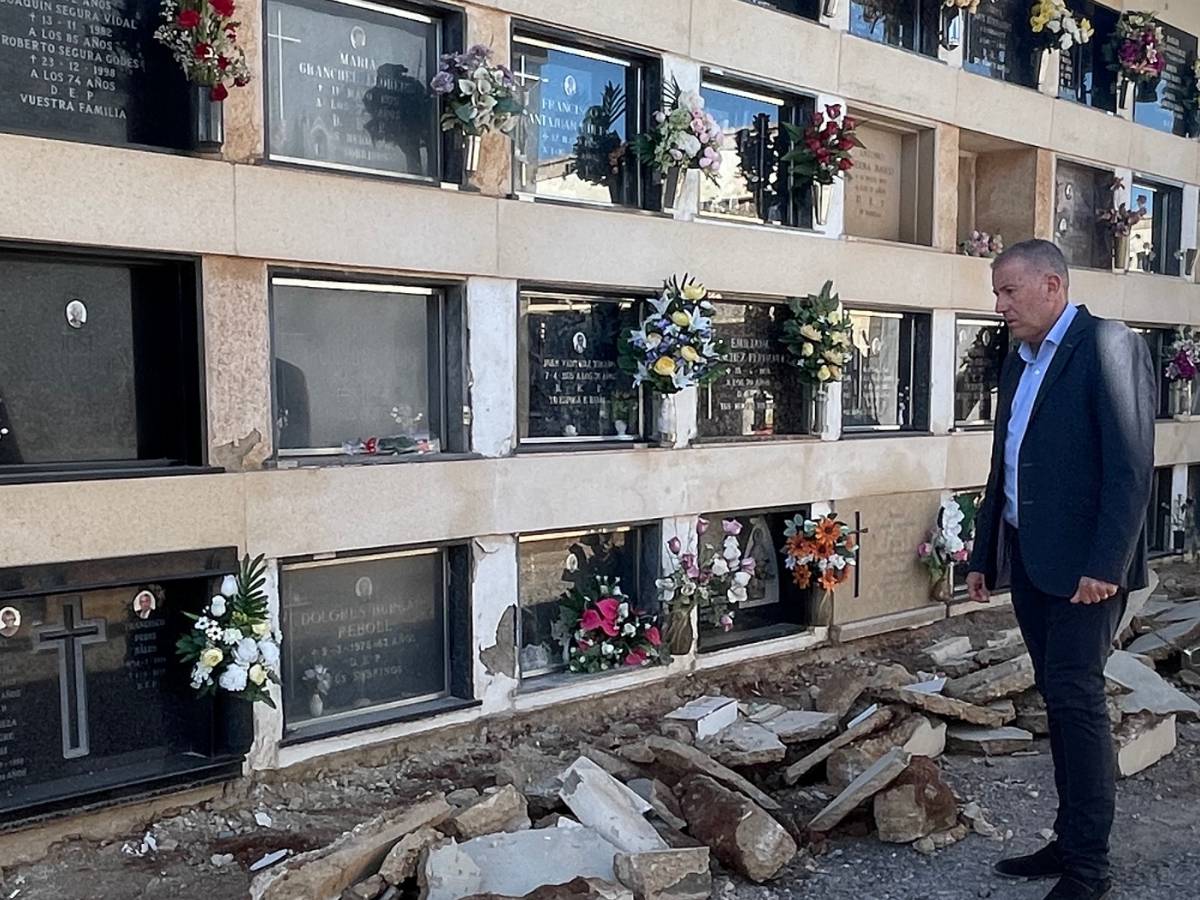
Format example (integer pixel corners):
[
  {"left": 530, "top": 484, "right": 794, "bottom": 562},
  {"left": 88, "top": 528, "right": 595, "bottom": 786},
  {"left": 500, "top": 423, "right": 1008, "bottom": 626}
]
[
  {"left": 1070, "top": 577, "right": 1119, "bottom": 605},
  {"left": 967, "top": 571, "right": 990, "bottom": 604}
]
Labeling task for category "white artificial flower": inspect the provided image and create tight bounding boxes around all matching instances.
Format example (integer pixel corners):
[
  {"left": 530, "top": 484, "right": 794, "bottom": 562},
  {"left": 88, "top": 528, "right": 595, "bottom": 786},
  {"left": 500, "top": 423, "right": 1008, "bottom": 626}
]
[
  {"left": 681, "top": 581, "right": 697, "bottom": 597},
  {"left": 601, "top": 642, "right": 615, "bottom": 656},
  {"left": 219, "top": 575, "right": 238, "bottom": 598},
  {"left": 656, "top": 578, "right": 677, "bottom": 601},
  {"left": 258, "top": 639, "right": 280, "bottom": 671},
  {"left": 248, "top": 664, "right": 268, "bottom": 686},
  {"left": 218, "top": 628, "right": 239, "bottom": 646},
  {"left": 832, "top": 555, "right": 847, "bottom": 570},
  {"left": 618, "top": 602, "right": 630, "bottom": 619},
  {"left": 723, "top": 536, "right": 741, "bottom": 561},
  {"left": 206, "top": 625, "right": 223, "bottom": 642},
  {"left": 674, "top": 133, "right": 702, "bottom": 158},
  {"left": 208, "top": 595, "right": 227, "bottom": 617},
  {"left": 733, "top": 571, "right": 752, "bottom": 587},
  {"left": 234, "top": 637, "right": 259, "bottom": 667},
  {"left": 710, "top": 557, "right": 730, "bottom": 577},
  {"left": 727, "top": 585, "right": 748, "bottom": 604},
  {"left": 1046, "top": 18, "right": 1061, "bottom": 32},
  {"left": 218, "top": 664, "right": 249, "bottom": 692},
  {"left": 194, "top": 616, "right": 211, "bottom": 631},
  {"left": 622, "top": 623, "right": 636, "bottom": 637},
  {"left": 679, "top": 89, "right": 704, "bottom": 110}
]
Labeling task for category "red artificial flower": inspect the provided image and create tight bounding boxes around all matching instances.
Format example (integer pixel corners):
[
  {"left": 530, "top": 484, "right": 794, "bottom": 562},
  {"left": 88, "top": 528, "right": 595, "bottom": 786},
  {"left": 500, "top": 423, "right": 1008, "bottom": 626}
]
[
  {"left": 823, "top": 121, "right": 837, "bottom": 137},
  {"left": 225, "top": 24, "right": 237, "bottom": 39},
  {"left": 580, "top": 609, "right": 604, "bottom": 632},
  {"left": 825, "top": 103, "right": 842, "bottom": 119},
  {"left": 177, "top": 8, "right": 200, "bottom": 27},
  {"left": 363, "top": 437, "right": 378, "bottom": 454},
  {"left": 838, "top": 137, "right": 854, "bottom": 150},
  {"left": 594, "top": 597, "right": 620, "bottom": 621},
  {"left": 234, "top": 75, "right": 249, "bottom": 87},
  {"left": 217, "top": 55, "right": 230, "bottom": 70},
  {"left": 805, "top": 137, "right": 822, "bottom": 152},
  {"left": 843, "top": 115, "right": 857, "bottom": 130},
  {"left": 838, "top": 157, "right": 854, "bottom": 171},
  {"left": 194, "top": 41, "right": 213, "bottom": 60},
  {"left": 210, "top": 0, "right": 235, "bottom": 16},
  {"left": 625, "top": 650, "right": 647, "bottom": 667},
  {"left": 645, "top": 626, "right": 662, "bottom": 647},
  {"left": 210, "top": 81, "right": 228, "bottom": 101},
  {"left": 810, "top": 112, "right": 824, "bottom": 126},
  {"left": 816, "top": 147, "right": 831, "bottom": 162},
  {"left": 577, "top": 638, "right": 592, "bottom": 651}
]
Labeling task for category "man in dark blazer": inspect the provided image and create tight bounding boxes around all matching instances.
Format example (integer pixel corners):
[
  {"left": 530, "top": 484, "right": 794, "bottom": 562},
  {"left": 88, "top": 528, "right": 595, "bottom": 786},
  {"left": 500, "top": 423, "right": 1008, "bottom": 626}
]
[{"left": 968, "top": 240, "right": 1155, "bottom": 900}]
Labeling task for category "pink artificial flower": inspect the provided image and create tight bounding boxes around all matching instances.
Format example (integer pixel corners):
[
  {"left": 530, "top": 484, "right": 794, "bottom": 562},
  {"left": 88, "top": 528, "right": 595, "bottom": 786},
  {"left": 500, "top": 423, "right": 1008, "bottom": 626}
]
[
  {"left": 580, "top": 609, "right": 604, "bottom": 632},
  {"left": 696, "top": 517, "right": 710, "bottom": 536},
  {"left": 741, "top": 557, "right": 757, "bottom": 574},
  {"left": 953, "top": 549, "right": 969, "bottom": 562},
  {"left": 722, "top": 519, "right": 743, "bottom": 536},
  {"left": 719, "top": 614, "right": 734, "bottom": 632},
  {"left": 646, "top": 626, "right": 662, "bottom": 647},
  {"left": 625, "top": 650, "right": 647, "bottom": 667},
  {"left": 577, "top": 638, "right": 592, "bottom": 651},
  {"left": 668, "top": 536, "right": 682, "bottom": 555},
  {"left": 595, "top": 598, "right": 620, "bottom": 621},
  {"left": 917, "top": 542, "right": 932, "bottom": 558},
  {"left": 682, "top": 554, "right": 700, "bottom": 579}
]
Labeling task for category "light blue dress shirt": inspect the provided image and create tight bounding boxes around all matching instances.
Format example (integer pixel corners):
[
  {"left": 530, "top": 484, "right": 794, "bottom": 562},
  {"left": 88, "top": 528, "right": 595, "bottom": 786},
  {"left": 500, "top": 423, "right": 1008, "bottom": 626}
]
[{"left": 1003, "top": 303, "right": 1078, "bottom": 528}]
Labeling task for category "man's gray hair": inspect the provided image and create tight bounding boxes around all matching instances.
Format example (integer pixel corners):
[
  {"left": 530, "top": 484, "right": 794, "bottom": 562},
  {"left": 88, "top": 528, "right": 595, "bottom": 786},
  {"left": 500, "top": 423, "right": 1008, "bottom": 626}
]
[{"left": 992, "top": 239, "right": 1070, "bottom": 288}]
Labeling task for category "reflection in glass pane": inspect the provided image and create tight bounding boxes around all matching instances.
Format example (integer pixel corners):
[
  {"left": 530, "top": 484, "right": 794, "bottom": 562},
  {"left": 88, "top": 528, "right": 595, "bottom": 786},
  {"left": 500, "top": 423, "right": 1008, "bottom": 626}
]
[
  {"left": 272, "top": 281, "right": 436, "bottom": 454},
  {"left": 844, "top": 312, "right": 904, "bottom": 428},
  {"left": 850, "top": 0, "right": 918, "bottom": 51},
  {"left": 519, "top": 294, "right": 641, "bottom": 442},
  {"left": 518, "top": 529, "right": 639, "bottom": 676},
  {"left": 699, "top": 84, "right": 787, "bottom": 224},
  {"left": 281, "top": 552, "right": 447, "bottom": 730},
  {"left": 1129, "top": 183, "right": 1156, "bottom": 273},
  {"left": 954, "top": 320, "right": 1008, "bottom": 426},
  {"left": 512, "top": 37, "right": 633, "bottom": 204},
  {"left": 265, "top": 0, "right": 440, "bottom": 178}
]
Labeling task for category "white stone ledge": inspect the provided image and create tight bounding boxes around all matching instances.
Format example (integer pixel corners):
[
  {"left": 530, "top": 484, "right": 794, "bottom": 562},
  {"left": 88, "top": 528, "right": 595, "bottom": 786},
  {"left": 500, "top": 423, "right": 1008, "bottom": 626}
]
[
  {"left": 691, "top": 627, "right": 829, "bottom": 672},
  {"left": 831, "top": 603, "right": 946, "bottom": 642}
]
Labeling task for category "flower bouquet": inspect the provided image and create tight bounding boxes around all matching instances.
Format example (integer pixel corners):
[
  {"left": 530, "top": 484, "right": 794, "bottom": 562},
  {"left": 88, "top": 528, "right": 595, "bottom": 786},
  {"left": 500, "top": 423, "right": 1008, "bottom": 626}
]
[
  {"left": 959, "top": 230, "right": 1004, "bottom": 259},
  {"left": 177, "top": 555, "right": 281, "bottom": 707},
  {"left": 556, "top": 578, "right": 663, "bottom": 674},
  {"left": 1166, "top": 327, "right": 1199, "bottom": 419},
  {"left": 1029, "top": 1, "right": 1094, "bottom": 52},
  {"left": 779, "top": 280, "right": 852, "bottom": 434},
  {"left": 917, "top": 494, "right": 977, "bottom": 601},
  {"left": 302, "top": 664, "right": 332, "bottom": 718},
  {"left": 430, "top": 44, "right": 525, "bottom": 177},
  {"left": 154, "top": 0, "right": 251, "bottom": 147},
  {"left": 1107, "top": 11, "right": 1166, "bottom": 107},
  {"left": 944, "top": 0, "right": 980, "bottom": 11},
  {"left": 633, "top": 81, "right": 724, "bottom": 209},
  {"left": 620, "top": 275, "right": 728, "bottom": 395},
  {"left": 781, "top": 103, "right": 862, "bottom": 226},
  {"left": 1097, "top": 181, "right": 1145, "bottom": 271},
  {"left": 658, "top": 518, "right": 756, "bottom": 652},
  {"left": 781, "top": 514, "right": 857, "bottom": 624}
]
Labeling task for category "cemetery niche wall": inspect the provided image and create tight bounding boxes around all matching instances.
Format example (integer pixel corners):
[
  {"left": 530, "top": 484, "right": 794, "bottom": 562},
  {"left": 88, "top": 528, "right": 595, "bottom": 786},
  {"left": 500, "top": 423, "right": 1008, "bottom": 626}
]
[
  {"left": 1053, "top": 158, "right": 1113, "bottom": 270},
  {"left": 1132, "top": 19, "right": 1198, "bottom": 138},
  {"left": 843, "top": 112, "right": 935, "bottom": 246},
  {"left": 957, "top": 131, "right": 1043, "bottom": 251},
  {"left": 0, "top": 549, "right": 248, "bottom": 824},
  {"left": 848, "top": 0, "right": 941, "bottom": 57}
]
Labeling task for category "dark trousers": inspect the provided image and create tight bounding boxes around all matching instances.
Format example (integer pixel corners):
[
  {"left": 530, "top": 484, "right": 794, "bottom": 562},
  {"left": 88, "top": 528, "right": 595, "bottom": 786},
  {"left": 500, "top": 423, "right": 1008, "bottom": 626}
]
[{"left": 1008, "top": 526, "right": 1125, "bottom": 883}]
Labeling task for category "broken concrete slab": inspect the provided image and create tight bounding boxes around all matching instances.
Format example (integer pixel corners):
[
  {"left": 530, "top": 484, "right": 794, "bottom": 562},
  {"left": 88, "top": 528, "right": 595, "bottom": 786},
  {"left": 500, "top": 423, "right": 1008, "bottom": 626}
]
[
  {"left": 987, "top": 699, "right": 1017, "bottom": 724},
  {"left": 944, "top": 654, "right": 1034, "bottom": 705},
  {"left": 495, "top": 745, "right": 568, "bottom": 813},
  {"left": 865, "top": 663, "right": 917, "bottom": 693},
  {"left": 676, "top": 775, "right": 795, "bottom": 883},
  {"left": 581, "top": 745, "right": 646, "bottom": 784},
  {"left": 888, "top": 688, "right": 1008, "bottom": 728},
  {"left": 346, "top": 874, "right": 385, "bottom": 900},
  {"left": 873, "top": 757, "right": 958, "bottom": 843},
  {"left": 1116, "top": 713, "right": 1177, "bottom": 778},
  {"left": 460, "top": 879, "right": 633, "bottom": 900},
  {"left": 742, "top": 702, "right": 786, "bottom": 723},
  {"left": 627, "top": 779, "right": 687, "bottom": 832},
  {"left": 1153, "top": 599, "right": 1200, "bottom": 624},
  {"left": 1126, "top": 616, "right": 1200, "bottom": 661},
  {"left": 251, "top": 795, "right": 452, "bottom": 900},
  {"left": 975, "top": 642, "right": 1028, "bottom": 667},
  {"left": 560, "top": 758, "right": 666, "bottom": 854},
  {"left": 923, "top": 636, "right": 973, "bottom": 666},
  {"left": 814, "top": 676, "right": 867, "bottom": 718},
  {"left": 809, "top": 748, "right": 911, "bottom": 833},
  {"left": 450, "top": 785, "right": 531, "bottom": 840},
  {"left": 1106, "top": 650, "right": 1200, "bottom": 720},
  {"left": 1118, "top": 570, "right": 1160, "bottom": 639},
  {"left": 642, "top": 736, "right": 780, "bottom": 811},
  {"left": 937, "top": 656, "right": 981, "bottom": 679},
  {"left": 783, "top": 706, "right": 897, "bottom": 785},
  {"left": 613, "top": 847, "right": 711, "bottom": 900},
  {"left": 421, "top": 827, "right": 625, "bottom": 900},
  {"left": 748, "top": 709, "right": 839, "bottom": 744},
  {"left": 826, "top": 716, "right": 938, "bottom": 790},
  {"left": 380, "top": 826, "right": 443, "bottom": 886},
  {"left": 663, "top": 696, "right": 738, "bottom": 740},
  {"left": 945, "top": 726, "right": 1034, "bottom": 756},
  {"left": 701, "top": 720, "right": 786, "bottom": 767}
]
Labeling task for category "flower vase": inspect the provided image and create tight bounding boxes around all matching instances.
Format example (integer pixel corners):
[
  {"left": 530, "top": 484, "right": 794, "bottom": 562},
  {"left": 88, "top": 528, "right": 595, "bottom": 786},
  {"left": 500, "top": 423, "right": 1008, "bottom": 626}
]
[
  {"left": 1113, "top": 233, "right": 1131, "bottom": 272},
  {"left": 939, "top": 7, "right": 963, "bottom": 52},
  {"left": 1175, "top": 380, "right": 1194, "bottom": 421},
  {"left": 662, "top": 166, "right": 682, "bottom": 210},
  {"left": 309, "top": 692, "right": 324, "bottom": 718},
  {"left": 1136, "top": 78, "right": 1161, "bottom": 104},
  {"left": 931, "top": 572, "right": 954, "bottom": 603},
  {"left": 213, "top": 694, "right": 254, "bottom": 757},
  {"left": 809, "top": 386, "right": 828, "bottom": 436},
  {"left": 821, "top": 0, "right": 840, "bottom": 16},
  {"left": 813, "top": 589, "right": 835, "bottom": 627},
  {"left": 461, "top": 133, "right": 483, "bottom": 190},
  {"left": 1118, "top": 79, "right": 1135, "bottom": 113},
  {"left": 1036, "top": 49, "right": 1058, "bottom": 91},
  {"left": 191, "top": 84, "right": 224, "bottom": 152},
  {"left": 666, "top": 607, "right": 694, "bottom": 656},
  {"left": 655, "top": 387, "right": 697, "bottom": 449},
  {"left": 811, "top": 181, "right": 833, "bottom": 227}
]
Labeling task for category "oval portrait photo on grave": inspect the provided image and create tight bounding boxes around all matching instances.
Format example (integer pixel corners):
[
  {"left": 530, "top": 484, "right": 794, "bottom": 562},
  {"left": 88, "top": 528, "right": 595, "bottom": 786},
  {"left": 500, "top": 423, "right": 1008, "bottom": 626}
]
[{"left": 0, "top": 606, "right": 20, "bottom": 638}]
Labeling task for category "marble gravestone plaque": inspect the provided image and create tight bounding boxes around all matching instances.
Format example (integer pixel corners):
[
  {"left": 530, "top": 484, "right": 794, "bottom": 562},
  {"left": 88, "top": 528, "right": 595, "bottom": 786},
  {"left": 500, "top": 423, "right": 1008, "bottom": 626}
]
[
  {"left": 965, "top": 0, "right": 1037, "bottom": 87},
  {"left": 1134, "top": 23, "right": 1198, "bottom": 137},
  {"left": 1054, "top": 159, "right": 1111, "bottom": 269},
  {"left": 281, "top": 553, "right": 446, "bottom": 729},
  {"left": 523, "top": 298, "right": 640, "bottom": 441},
  {"left": 0, "top": 0, "right": 189, "bottom": 147},
  {"left": 699, "top": 301, "right": 808, "bottom": 438},
  {"left": 844, "top": 125, "right": 903, "bottom": 242},
  {"left": 265, "top": 0, "right": 440, "bottom": 177}
]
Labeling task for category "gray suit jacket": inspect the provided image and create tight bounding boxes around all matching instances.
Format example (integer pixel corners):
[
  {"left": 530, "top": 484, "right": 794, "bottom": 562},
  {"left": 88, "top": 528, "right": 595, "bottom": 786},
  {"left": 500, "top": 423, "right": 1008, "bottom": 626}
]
[{"left": 968, "top": 307, "right": 1156, "bottom": 597}]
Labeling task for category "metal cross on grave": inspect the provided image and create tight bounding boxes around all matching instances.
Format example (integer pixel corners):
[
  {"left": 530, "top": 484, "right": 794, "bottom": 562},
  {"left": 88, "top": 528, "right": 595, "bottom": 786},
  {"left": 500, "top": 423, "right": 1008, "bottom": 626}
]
[
  {"left": 267, "top": 8, "right": 303, "bottom": 116},
  {"left": 852, "top": 510, "right": 869, "bottom": 599},
  {"left": 33, "top": 596, "right": 107, "bottom": 760}
]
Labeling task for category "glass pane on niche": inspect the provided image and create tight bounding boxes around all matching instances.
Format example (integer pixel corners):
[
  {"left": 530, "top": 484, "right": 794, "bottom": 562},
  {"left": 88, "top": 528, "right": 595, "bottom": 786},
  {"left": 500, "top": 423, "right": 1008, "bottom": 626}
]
[
  {"left": 965, "top": 0, "right": 1038, "bottom": 87},
  {"left": 850, "top": 0, "right": 933, "bottom": 54},
  {"left": 740, "top": 0, "right": 821, "bottom": 18},
  {"left": 517, "top": 528, "right": 642, "bottom": 677},
  {"left": 1133, "top": 23, "right": 1198, "bottom": 137},
  {"left": 954, "top": 319, "right": 1009, "bottom": 426},
  {"left": 1058, "top": 1, "right": 1118, "bottom": 111},
  {"left": 699, "top": 83, "right": 794, "bottom": 225},
  {"left": 843, "top": 310, "right": 930, "bottom": 431},
  {"left": 265, "top": 0, "right": 440, "bottom": 178},
  {"left": 1053, "top": 161, "right": 1111, "bottom": 270},
  {"left": 698, "top": 302, "right": 812, "bottom": 438},
  {"left": 0, "top": 254, "right": 200, "bottom": 471},
  {"left": 281, "top": 551, "right": 447, "bottom": 730},
  {"left": 512, "top": 36, "right": 637, "bottom": 205},
  {"left": 519, "top": 294, "right": 641, "bottom": 443},
  {"left": 272, "top": 279, "right": 441, "bottom": 456}
]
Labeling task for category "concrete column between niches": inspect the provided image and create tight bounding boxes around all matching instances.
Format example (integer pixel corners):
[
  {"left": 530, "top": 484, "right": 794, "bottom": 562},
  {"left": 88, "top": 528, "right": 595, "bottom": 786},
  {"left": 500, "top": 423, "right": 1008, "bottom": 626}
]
[
  {"left": 467, "top": 7, "right": 515, "bottom": 197},
  {"left": 467, "top": 277, "right": 519, "bottom": 457},
  {"left": 929, "top": 309, "right": 958, "bottom": 435},
  {"left": 473, "top": 535, "right": 519, "bottom": 714}
]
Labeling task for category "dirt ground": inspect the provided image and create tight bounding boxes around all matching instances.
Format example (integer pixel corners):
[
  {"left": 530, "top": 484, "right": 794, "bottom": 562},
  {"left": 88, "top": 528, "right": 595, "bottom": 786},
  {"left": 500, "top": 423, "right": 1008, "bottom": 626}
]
[{"left": 3, "top": 562, "right": 1199, "bottom": 900}]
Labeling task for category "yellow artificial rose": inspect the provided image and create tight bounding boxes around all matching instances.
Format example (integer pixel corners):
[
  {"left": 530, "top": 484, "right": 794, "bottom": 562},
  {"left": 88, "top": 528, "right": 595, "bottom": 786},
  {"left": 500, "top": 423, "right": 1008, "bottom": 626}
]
[
  {"left": 670, "top": 311, "right": 692, "bottom": 328},
  {"left": 828, "top": 364, "right": 842, "bottom": 381},
  {"left": 201, "top": 647, "right": 224, "bottom": 668},
  {"left": 645, "top": 332, "right": 663, "bottom": 348},
  {"left": 248, "top": 664, "right": 268, "bottom": 686},
  {"left": 252, "top": 622, "right": 271, "bottom": 637},
  {"left": 824, "top": 350, "right": 842, "bottom": 364},
  {"left": 801, "top": 342, "right": 815, "bottom": 357},
  {"left": 1080, "top": 17, "right": 1093, "bottom": 41},
  {"left": 680, "top": 345, "right": 701, "bottom": 363},
  {"left": 817, "top": 365, "right": 831, "bottom": 382},
  {"left": 799, "top": 324, "right": 822, "bottom": 342},
  {"left": 828, "top": 308, "right": 843, "bottom": 324},
  {"left": 681, "top": 283, "right": 707, "bottom": 301},
  {"left": 653, "top": 356, "right": 677, "bottom": 376}
]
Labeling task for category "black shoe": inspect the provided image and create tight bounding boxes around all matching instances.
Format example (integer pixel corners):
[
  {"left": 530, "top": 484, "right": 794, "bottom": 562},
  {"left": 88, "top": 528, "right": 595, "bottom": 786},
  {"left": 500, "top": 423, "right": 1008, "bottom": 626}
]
[
  {"left": 994, "top": 843, "right": 1064, "bottom": 881},
  {"left": 1044, "top": 875, "right": 1113, "bottom": 899}
]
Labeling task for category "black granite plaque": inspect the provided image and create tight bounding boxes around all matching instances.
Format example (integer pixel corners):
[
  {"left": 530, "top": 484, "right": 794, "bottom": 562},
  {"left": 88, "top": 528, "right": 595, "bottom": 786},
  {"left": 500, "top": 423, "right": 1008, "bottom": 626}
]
[
  {"left": 522, "top": 296, "right": 640, "bottom": 442},
  {"left": 1054, "top": 159, "right": 1110, "bottom": 269},
  {"left": 0, "top": 0, "right": 190, "bottom": 147},
  {"left": 265, "top": 0, "right": 440, "bottom": 177},
  {"left": 280, "top": 553, "right": 447, "bottom": 730},
  {"left": 698, "top": 302, "right": 809, "bottom": 439},
  {"left": 954, "top": 320, "right": 1009, "bottom": 425},
  {"left": 742, "top": 0, "right": 820, "bottom": 19},
  {"left": 1134, "top": 22, "right": 1198, "bottom": 137},
  {"left": 965, "top": 0, "right": 1038, "bottom": 87},
  {"left": 0, "top": 549, "right": 241, "bottom": 822},
  {"left": 1058, "top": 2, "right": 1118, "bottom": 110}
]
